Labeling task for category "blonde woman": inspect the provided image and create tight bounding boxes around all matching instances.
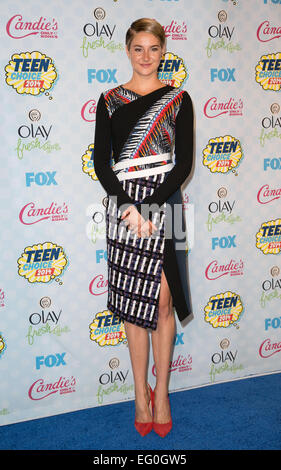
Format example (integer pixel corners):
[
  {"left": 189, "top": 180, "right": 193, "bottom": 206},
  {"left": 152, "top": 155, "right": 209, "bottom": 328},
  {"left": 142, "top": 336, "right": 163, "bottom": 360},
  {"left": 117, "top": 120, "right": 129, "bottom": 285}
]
[{"left": 93, "top": 18, "right": 194, "bottom": 437}]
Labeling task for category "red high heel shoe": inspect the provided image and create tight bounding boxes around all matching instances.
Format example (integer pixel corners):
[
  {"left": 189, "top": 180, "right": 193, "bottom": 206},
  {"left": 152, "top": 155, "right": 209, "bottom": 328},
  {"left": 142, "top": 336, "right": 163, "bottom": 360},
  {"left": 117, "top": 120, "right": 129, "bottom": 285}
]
[
  {"left": 134, "top": 384, "right": 154, "bottom": 437},
  {"left": 152, "top": 392, "right": 172, "bottom": 438}
]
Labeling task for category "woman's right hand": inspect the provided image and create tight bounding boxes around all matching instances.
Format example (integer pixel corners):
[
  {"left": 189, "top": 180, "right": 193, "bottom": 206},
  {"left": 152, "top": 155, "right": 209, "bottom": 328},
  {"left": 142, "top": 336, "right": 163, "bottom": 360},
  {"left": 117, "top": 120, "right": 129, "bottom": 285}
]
[{"left": 121, "top": 205, "right": 157, "bottom": 238}]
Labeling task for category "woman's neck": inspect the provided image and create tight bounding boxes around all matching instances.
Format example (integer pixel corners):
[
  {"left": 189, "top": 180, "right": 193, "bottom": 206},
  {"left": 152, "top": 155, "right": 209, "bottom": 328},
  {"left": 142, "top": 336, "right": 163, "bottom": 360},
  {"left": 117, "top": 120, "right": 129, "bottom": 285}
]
[{"left": 123, "top": 75, "right": 165, "bottom": 95}]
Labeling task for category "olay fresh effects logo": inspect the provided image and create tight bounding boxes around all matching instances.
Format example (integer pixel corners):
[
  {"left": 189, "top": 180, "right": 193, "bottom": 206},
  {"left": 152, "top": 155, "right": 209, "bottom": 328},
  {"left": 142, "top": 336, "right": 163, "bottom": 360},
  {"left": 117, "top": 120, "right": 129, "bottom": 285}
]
[
  {"left": 256, "top": 219, "right": 281, "bottom": 254},
  {"left": 81, "top": 8, "right": 123, "bottom": 58},
  {"left": 89, "top": 310, "right": 126, "bottom": 347},
  {"left": 204, "top": 97, "right": 243, "bottom": 118},
  {"left": 86, "top": 199, "right": 108, "bottom": 244},
  {"left": 5, "top": 51, "right": 58, "bottom": 96},
  {"left": 16, "top": 110, "right": 61, "bottom": 160},
  {"left": 206, "top": 10, "right": 241, "bottom": 58},
  {"left": 19, "top": 201, "right": 68, "bottom": 225},
  {"left": 17, "top": 242, "right": 68, "bottom": 283},
  {"left": 210, "top": 338, "right": 243, "bottom": 383},
  {"left": 204, "top": 291, "right": 244, "bottom": 328},
  {"left": 260, "top": 266, "right": 281, "bottom": 309},
  {"left": 259, "top": 338, "right": 281, "bottom": 358},
  {"left": 83, "top": 14, "right": 116, "bottom": 39},
  {"left": 257, "top": 21, "right": 281, "bottom": 42},
  {"left": 98, "top": 358, "right": 128, "bottom": 386},
  {"left": 162, "top": 20, "right": 187, "bottom": 40},
  {"left": 259, "top": 103, "right": 281, "bottom": 148},
  {"left": 203, "top": 136, "right": 243, "bottom": 174},
  {"left": 255, "top": 53, "right": 281, "bottom": 91},
  {"left": 97, "top": 358, "right": 133, "bottom": 405},
  {"left": 206, "top": 187, "right": 242, "bottom": 232},
  {"left": 158, "top": 52, "right": 188, "bottom": 88},
  {"left": 28, "top": 376, "right": 76, "bottom": 400},
  {"left": 6, "top": 14, "right": 58, "bottom": 39},
  {"left": 27, "top": 297, "right": 70, "bottom": 346}
]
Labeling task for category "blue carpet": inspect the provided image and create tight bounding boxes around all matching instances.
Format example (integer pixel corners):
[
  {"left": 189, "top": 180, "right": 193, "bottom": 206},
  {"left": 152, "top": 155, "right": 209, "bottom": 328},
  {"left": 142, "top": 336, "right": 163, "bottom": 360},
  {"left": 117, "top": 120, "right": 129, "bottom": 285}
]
[{"left": 1, "top": 373, "right": 280, "bottom": 451}]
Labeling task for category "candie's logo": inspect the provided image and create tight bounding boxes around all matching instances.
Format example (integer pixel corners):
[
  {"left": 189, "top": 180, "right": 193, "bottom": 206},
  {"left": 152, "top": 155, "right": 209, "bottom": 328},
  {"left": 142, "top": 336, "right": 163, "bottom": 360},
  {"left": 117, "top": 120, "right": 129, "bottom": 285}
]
[
  {"left": 28, "top": 376, "right": 76, "bottom": 400},
  {"left": 17, "top": 242, "right": 68, "bottom": 283},
  {"left": 82, "top": 144, "right": 97, "bottom": 180},
  {"left": 81, "top": 99, "right": 97, "bottom": 122},
  {"left": 204, "top": 97, "right": 243, "bottom": 118},
  {"left": 256, "top": 219, "right": 281, "bottom": 254},
  {"left": 255, "top": 53, "right": 281, "bottom": 91},
  {"left": 158, "top": 52, "right": 188, "bottom": 88},
  {"left": 257, "top": 21, "right": 281, "bottom": 43},
  {"left": 19, "top": 201, "right": 69, "bottom": 225},
  {"left": 89, "top": 310, "right": 126, "bottom": 347},
  {"left": 5, "top": 51, "right": 58, "bottom": 96},
  {"left": 162, "top": 20, "right": 187, "bottom": 41},
  {"left": 204, "top": 291, "right": 243, "bottom": 328},
  {"left": 6, "top": 14, "right": 58, "bottom": 39},
  {"left": 259, "top": 338, "right": 281, "bottom": 358},
  {"left": 203, "top": 135, "right": 243, "bottom": 174}
]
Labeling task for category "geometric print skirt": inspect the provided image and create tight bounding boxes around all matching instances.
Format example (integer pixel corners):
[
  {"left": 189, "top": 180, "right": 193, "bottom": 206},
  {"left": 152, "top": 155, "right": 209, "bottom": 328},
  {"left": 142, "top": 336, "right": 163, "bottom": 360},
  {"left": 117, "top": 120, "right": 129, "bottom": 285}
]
[{"left": 106, "top": 172, "right": 166, "bottom": 330}]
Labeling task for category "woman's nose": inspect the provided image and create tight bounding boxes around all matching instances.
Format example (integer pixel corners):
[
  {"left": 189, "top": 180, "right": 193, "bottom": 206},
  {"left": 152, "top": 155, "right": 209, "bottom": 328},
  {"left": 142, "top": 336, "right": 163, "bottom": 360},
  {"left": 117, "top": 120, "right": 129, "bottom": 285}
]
[{"left": 142, "top": 49, "right": 150, "bottom": 61}]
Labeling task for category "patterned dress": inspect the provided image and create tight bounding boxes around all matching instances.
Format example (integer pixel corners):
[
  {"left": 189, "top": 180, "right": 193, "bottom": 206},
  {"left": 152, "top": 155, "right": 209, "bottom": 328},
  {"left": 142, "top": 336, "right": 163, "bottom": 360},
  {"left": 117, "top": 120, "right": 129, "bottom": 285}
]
[{"left": 93, "top": 84, "right": 194, "bottom": 330}]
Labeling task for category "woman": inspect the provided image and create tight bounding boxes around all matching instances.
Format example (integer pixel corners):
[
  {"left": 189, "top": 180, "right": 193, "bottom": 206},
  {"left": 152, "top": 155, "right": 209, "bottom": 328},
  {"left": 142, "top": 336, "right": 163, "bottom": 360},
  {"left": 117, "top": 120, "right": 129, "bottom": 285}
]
[{"left": 93, "top": 18, "right": 194, "bottom": 437}]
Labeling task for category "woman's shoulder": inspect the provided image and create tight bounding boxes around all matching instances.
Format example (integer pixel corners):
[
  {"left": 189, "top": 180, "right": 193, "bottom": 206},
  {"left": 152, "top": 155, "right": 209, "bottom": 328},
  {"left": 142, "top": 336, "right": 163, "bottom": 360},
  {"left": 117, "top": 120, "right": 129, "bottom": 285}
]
[
  {"left": 98, "top": 85, "right": 128, "bottom": 117},
  {"left": 166, "top": 85, "right": 191, "bottom": 99},
  {"left": 100, "top": 85, "right": 123, "bottom": 100}
]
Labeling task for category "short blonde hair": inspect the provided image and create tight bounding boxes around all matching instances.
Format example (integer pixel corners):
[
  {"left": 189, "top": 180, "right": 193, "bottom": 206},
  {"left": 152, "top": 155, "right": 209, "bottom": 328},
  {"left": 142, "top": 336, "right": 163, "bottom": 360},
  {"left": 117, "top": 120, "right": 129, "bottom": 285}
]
[{"left": 125, "top": 18, "right": 166, "bottom": 50}]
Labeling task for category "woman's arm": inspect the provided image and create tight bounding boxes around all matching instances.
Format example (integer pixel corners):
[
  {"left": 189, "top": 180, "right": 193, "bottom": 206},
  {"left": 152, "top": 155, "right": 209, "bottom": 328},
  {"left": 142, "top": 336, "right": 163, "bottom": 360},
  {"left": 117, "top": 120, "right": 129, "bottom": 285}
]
[
  {"left": 135, "top": 91, "right": 194, "bottom": 221},
  {"left": 93, "top": 93, "right": 136, "bottom": 212}
]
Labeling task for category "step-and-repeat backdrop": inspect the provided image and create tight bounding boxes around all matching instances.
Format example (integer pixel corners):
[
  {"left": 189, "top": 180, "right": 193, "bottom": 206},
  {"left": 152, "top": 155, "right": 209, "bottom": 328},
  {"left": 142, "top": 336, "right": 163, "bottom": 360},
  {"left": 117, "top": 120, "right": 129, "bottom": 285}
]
[{"left": 1, "top": 0, "right": 281, "bottom": 426}]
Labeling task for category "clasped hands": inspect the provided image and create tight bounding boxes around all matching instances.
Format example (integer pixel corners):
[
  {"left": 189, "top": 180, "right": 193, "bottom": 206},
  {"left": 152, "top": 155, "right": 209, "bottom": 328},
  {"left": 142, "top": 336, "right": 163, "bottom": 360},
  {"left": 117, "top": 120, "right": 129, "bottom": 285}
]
[{"left": 121, "top": 205, "right": 157, "bottom": 238}]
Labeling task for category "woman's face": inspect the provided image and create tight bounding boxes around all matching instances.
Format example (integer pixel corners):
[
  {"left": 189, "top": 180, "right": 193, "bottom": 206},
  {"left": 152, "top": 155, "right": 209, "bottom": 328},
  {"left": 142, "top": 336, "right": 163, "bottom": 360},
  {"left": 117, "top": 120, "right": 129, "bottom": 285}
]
[{"left": 126, "top": 31, "right": 165, "bottom": 79}]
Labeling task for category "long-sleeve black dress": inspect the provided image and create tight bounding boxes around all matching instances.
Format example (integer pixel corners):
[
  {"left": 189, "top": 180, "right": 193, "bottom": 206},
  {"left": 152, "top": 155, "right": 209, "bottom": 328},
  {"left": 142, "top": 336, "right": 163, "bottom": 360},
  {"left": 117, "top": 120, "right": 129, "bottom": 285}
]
[{"left": 93, "top": 84, "right": 194, "bottom": 330}]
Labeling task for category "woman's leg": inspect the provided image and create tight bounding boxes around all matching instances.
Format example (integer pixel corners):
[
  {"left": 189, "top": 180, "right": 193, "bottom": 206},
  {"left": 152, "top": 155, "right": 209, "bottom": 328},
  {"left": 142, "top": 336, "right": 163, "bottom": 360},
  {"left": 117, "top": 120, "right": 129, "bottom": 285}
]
[
  {"left": 124, "top": 321, "right": 152, "bottom": 423},
  {"left": 151, "top": 268, "right": 175, "bottom": 423}
]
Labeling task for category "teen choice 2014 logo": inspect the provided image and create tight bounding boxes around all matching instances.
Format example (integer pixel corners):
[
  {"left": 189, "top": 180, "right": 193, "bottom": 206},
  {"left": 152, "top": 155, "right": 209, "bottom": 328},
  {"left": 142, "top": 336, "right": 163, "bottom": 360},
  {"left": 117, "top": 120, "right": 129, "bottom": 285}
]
[
  {"left": 255, "top": 53, "right": 281, "bottom": 91},
  {"left": 5, "top": 51, "right": 58, "bottom": 96},
  {"left": 82, "top": 144, "right": 98, "bottom": 180},
  {"left": 17, "top": 242, "right": 68, "bottom": 283},
  {"left": 204, "top": 291, "right": 244, "bottom": 328},
  {"left": 0, "top": 334, "right": 7, "bottom": 359},
  {"left": 89, "top": 310, "right": 126, "bottom": 347},
  {"left": 203, "top": 135, "right": 243, "bottom": 174},
  {"left": 158, "top": 51, "right": 188, "bottom": 88},
  {"left": 256, "top": 219, "right": 281, "bottom": 254}
]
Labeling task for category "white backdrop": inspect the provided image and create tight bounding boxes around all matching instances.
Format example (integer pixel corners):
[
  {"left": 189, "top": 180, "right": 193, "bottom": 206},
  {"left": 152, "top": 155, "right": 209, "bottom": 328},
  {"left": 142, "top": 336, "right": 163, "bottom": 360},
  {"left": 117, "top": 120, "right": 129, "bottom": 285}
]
[{"left": 1, "top": 0, "right": 281, "bottom": 426}]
